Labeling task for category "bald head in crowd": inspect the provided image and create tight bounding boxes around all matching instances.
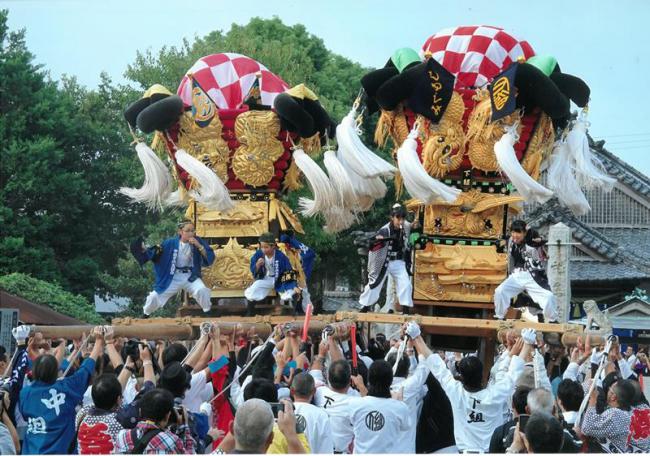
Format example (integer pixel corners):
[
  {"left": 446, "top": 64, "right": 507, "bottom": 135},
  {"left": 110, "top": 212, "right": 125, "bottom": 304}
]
[{"left": 233, "top": 399, "right": 275, "bottom": 453}]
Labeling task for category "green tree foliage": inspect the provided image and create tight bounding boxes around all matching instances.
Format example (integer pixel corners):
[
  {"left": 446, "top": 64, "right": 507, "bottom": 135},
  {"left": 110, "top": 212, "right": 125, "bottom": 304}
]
[
  {"left": 0, "top": 10, "right": 167, "bottom": 299},
  {"left": 0, "top": 273, "right": 104, "bottom": 324}
]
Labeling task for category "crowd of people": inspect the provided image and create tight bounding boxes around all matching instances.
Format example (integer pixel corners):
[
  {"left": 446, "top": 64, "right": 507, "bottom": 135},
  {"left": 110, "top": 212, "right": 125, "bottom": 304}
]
[{"left": 0, "top": 321, "right": 649, "bottom": 454}]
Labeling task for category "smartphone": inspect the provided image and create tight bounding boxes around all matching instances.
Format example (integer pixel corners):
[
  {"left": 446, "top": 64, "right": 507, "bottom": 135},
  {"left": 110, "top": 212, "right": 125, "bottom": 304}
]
[
  {"left": 516, "top": 414, "right": 530, "bottom": 430},
  {"left": 269, "top": 402, "right": 285, "bottom": 418}
]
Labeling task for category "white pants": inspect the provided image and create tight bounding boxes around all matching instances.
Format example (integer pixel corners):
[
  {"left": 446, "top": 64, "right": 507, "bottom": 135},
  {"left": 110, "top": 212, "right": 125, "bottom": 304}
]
[
  {"left": 244, "top": 277, "right": 295, "bottom": 302},
  {"left": 144, "top": 272, "right": 211, "bottom": 315},
  {"left": 359, "top": 260, "right": 413, "bottom": 308},
  {"left": 494, "top": 270, "right": 558, "bottom": 321}
]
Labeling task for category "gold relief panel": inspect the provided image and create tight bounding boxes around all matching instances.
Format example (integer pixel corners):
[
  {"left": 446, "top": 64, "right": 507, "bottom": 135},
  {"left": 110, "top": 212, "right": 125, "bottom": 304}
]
[
  {"left": 202, "top": 238, "right": 256, "bottom": 296},
  {"left": 413, "top": 243, "right": 506, "bottom": 303},
  {"left": 422, "top": 189, "right": 522, "bottom": 239},
  {"left": 177, "top": 112, "right": 231, "bottom": 183},
  {"left": 195, "top": 199, "right": 269, "bottom": 238},
  {"left": 231, "top": 111, "right": 285, "bottom": 187}
]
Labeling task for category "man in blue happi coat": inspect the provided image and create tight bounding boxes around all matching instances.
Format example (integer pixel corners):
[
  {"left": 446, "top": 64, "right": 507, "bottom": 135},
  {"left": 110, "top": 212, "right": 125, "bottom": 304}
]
[
  {"left": 280, "top": 232, "right": 316, "bottom": 314},
  {"left": 132, "top": 220, "right": 216, "bottom": 315},
  {"left": 244, "top": 232, "right": 301, "bottom": 316}
]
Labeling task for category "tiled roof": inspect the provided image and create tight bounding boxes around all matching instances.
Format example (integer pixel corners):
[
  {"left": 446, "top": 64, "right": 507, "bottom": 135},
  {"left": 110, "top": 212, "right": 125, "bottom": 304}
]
[
  {"left": 570, "top": 260, "right": 649, "bottom": 282},
  {"left": 526, "top": 199, "right": 650, "bottom": 280},
  {"left": 590, "top": 137, "right": 650, "bottom": 198}
]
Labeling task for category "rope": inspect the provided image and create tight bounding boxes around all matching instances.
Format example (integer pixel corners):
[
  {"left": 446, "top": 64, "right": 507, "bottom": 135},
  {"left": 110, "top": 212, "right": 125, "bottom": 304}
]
[
  {"left": 576, "top": 335, "right": 616, "bottom": 426},
  {"left": 208, "top": 332, "right": 276, "bottom": 405},
  {"left": 59, "top": 332, "right": 93, "bottom": 379},
  {"left": 393, "top": 338, "right": 407, "bottom": 375},
  {"left": 1, "top": 349, "right": 19, "bottom": 379}
]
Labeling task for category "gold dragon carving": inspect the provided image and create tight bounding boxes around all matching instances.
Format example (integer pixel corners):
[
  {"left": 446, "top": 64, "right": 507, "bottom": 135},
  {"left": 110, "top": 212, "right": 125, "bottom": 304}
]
[
  {"left": 466, "top": 89, "right": 522, "bottom": 172},
  {"left": 413, "top": 243, "right": 507, "bottom": 302},
  {"left": 374, "top": 104, "right": 410, "bottom": 149},
  {"left": 521, "top": 113, "right": 555, "bottom": 180},
  {"left": 202, "top": 238, "right": 255, "bottom": 292},
  {"left": 420, "top": 91, "right": 467, "bottom": 177},
  {"left": 231, "top": 111, "right": 285, "bottom": 187},
  {"left": 177, "top": 112, "right": 231, "bottom": 183}
]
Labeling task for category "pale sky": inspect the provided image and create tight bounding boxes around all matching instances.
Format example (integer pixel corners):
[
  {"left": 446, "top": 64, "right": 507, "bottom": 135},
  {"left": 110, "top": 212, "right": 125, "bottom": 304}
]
[{"left": 4, "top": 0, "right": 649, "bottom": 175}]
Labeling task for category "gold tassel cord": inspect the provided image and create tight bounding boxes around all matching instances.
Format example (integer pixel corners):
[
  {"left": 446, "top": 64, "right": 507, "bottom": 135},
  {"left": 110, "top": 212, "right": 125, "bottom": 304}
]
[
  {"left": 466, "top": 89, "right": 521, "bottom": 172},
  {"left": 522, "top": 113, "right": 554, "bottom": 181}
]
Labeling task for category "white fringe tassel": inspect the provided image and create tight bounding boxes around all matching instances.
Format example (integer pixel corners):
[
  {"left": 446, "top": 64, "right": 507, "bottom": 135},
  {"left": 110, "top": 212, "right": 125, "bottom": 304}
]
[
  {"left": 323, "top": 150, "right": 360, "bottom": 212},
  {"left": 293, "top": 148, "right": 336, "bottom": 217},
  {"left": 494, "top": 125, "right": 553, "bottom": 204},
  {"left": 321, "top": 150, "right": 360, "bottom": 233},
  {"left": 164, "top": 188, "right": 190, "bottom": 208},
  {"left": 337, "top": 150, "right": 386, "bottom": 211},
  {"left": 397, "top": 126, "right": 460, "bottom": 204},
  {"left": 323, "top": 206, "right": 357, "bottom": 234},
  {"left": 548, "top": 139, "right": 591, "bottom": 215},
  {"left": 120, "top": 142, "right": 174, "bottom": 211},
  {"left": 174, "top": 149, "right": 234, "bottom": 212},
  {"left": 336, "top": 107, "right": 396, "bottom": 179},
  {"left": 567, "top": 110, "right": 616, "bottom": 191}
]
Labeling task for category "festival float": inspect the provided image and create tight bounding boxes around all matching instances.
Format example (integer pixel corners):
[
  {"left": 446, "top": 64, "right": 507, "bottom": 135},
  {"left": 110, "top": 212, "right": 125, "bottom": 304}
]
[
  {"left": 105, "top": 26, "right": 621, "bottom": 360},
  {"left": 120, "top": 53, "right": 338, "bottom": 309}
]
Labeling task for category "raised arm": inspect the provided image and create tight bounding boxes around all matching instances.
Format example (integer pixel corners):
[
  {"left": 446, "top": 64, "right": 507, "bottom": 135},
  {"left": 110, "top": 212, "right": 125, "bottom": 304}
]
[
  {"left": 185, "top": 334, "right": 209, "bottom": 371},
  {"left": 139, "top": 343, "right": 156, "bottom": 386}
]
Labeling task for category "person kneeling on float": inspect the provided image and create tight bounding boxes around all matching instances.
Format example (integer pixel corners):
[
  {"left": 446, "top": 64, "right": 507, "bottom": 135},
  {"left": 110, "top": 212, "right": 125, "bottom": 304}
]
[
  {"left": 245, "top": 232, "right": 302, "bottom": 316},
  {"left": 132, "top": 220, "right": 215, "bottom": 316}
]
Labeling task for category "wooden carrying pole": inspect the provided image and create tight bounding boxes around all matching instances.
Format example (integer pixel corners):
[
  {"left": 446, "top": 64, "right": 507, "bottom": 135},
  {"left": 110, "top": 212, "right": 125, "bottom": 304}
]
[
  {"left": 30, "top": 313, "right": 583, "bottom": 342},
  {"left": 31, "top": 324, "right": 195, "bottom": 341},
  {"left": 30, "top": 318, "right": 350, "bottom": 341}
]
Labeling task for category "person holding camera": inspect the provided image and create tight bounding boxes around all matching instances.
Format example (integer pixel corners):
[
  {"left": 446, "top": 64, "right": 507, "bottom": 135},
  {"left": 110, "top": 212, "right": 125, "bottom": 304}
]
[{"left": 114, "top": 388, "right": 196, "bottom": 454}]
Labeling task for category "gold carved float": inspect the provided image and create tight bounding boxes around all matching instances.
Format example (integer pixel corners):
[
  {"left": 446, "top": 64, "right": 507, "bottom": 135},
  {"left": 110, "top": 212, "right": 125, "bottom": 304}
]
[
  {"left": 466, "top": 90, "right": 521, "bottom": 172},
  {"left": 231, "top": 111, "right": 285, "bottom": 187},
  {"left": 420, "top": 91, "right": 467, "bottom": 177},
  {"left": 413, "top": 243, "right": 507, "bottom": 303},
  {"left": 202, "top": 238, "right": 256, "bottom": 297},
  {"left": 191, "top": 197, "right": 269, "bottom": 238},
  {"left": 177, "top": 112, "right": 231, "bottom": 182},
  {"left": 408, "top": 189, "right": 522, "bottom": 239},
  {"left": 521, "top": 113, "right": 554, "bottom": 181}
]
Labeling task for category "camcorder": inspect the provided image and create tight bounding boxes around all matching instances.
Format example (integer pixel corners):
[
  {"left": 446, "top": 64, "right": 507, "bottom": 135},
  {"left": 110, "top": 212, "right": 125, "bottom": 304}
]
[{"left": 122, "top": 339, "right": 160, "bottom": 374}]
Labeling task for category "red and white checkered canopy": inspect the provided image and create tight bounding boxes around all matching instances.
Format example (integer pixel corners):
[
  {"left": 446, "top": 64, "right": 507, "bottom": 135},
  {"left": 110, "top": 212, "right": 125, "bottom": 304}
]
[
  {"left": 177, "top": 53, "right": 289, "bottom": 109},
  {"left": 422, "top": 25, "right": 535, "bottom": 90}
]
